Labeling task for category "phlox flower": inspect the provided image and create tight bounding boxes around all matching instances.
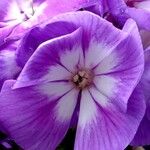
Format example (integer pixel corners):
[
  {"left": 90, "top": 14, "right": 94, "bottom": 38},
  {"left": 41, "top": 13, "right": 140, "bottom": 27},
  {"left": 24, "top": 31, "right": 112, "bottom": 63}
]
[{"left": 0, "top": 11, "right": 145, "bottom": 150}]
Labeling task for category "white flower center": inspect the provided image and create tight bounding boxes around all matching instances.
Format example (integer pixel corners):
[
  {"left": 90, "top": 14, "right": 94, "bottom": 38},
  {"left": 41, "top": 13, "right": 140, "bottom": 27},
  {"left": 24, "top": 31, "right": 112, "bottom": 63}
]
[{"left": 21, "top": 4, "right": 35, "bottom": 21}]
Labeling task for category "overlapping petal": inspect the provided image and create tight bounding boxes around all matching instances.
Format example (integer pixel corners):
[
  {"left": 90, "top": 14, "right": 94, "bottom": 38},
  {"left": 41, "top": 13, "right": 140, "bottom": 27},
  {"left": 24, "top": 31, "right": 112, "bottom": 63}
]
[
  {"left": 140, "top": 30, "right": 150, "bottom": 49},
  {"left": 126, "top": 7, "right": 150, "bottom": 30},
  {"left": 0, "top": 0, "right": 98, "bottom": 39},
  {"left": 52, "top": 12, "right": 144, "bottom": 110},
  {"left": 16, "top": 21, "right": 77, "bottom": 67},
  {"left": 131, "top": 110, "right": 150, "bottom": 146},
  {"left": 0, "top": 50, "right": 21, "bottom": 90},
  {"left": 0, "top": 80, "right": 77, "bottom": 150},
  {"left": 75, "top": 87, "right": 145, "bottom": 150},
  {"left": 0, "top": 11, "right": 145, "bottom": 150},
  {"left": 106, "top": 0, "right": 150, "bottom": 30},
  {"left": 93, "top": 19, "right": 144, "bottom": 111},
  {"left": 0, "top": 0, "right": 98, "bottom": 22},
  {"left": 131, "top": 49, "right": 150, "bottom": 146},
  {"left": 52, "top": 11, "right": 126, "bottom": 51}
]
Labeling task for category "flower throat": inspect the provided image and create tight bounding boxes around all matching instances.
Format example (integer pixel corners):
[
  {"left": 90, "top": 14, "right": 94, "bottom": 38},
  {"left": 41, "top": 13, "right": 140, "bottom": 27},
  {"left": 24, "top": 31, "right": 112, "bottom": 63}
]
[{"left": 72, "top": 70, "right": 93, "bottom": 89}]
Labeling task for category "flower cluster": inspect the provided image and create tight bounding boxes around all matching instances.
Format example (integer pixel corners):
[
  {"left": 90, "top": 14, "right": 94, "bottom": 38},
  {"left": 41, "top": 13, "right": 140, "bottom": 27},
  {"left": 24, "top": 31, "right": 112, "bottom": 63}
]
[{"left": 0, "top": 0, "right": 149, "bottom": 150}]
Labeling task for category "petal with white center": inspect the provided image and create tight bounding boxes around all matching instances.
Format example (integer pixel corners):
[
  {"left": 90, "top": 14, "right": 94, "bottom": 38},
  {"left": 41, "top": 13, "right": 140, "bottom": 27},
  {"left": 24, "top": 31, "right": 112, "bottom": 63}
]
[
  {"left": 93, "top": 19, "right": 144, "bottom": 111},
  {"left": 0, "top": 80, "right": 78, "bottom": 150},
  {"left": 84, "top": 25, "right": 127, "bottom": 69},
  {"left": 74, "top": 87, "right": 145, "bottom": 150},
  {"left": 14, "top": 28, "right": 84, "bottom": 88},
  {"left": 89, "top": 79, "right": 115, "bottom": 107},
  {"left": 52, "top": 11, "right": 128, "bottom": 69},
  {"left": 93, "top": 75, "right": 128, "bottom": 111}
]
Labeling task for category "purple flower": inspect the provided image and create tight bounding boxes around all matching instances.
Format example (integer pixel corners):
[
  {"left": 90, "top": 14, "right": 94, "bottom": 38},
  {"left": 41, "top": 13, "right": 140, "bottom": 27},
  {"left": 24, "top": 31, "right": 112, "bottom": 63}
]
[
  {"left": 106, "top": 0, "right": 150, "bottom": 30},
  {"left": 0, "top": 11, "right": 145, "bottom": 150}
]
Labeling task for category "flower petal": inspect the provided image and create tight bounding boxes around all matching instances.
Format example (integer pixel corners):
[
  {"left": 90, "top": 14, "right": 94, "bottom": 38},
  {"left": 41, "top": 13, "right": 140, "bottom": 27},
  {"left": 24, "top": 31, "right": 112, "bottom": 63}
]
[
  {"left": 0, "top": 0, "right": 19, "bottom": 22},
  {"left": 18, "top": 11, "right": 128, "bottom": 71},
  {"left": 107, "top": 0, "right": 150, "bottom": 30},
  {"left": 106, "top": 0, "right": 129, "bottom": 26},
  {"left": 0, "top": 22, "right": 20, "bottom": 46},
  {"left": 16, "top": 21, "right": 77, "bottom": 67},
  {"left": 134, "top": 0, "right": 150, "bottom": 12},
  {"left": 14, "top": 28, "right": 84, "bottom": 88},
  {"left": 131, "top": 49, "right": 150, "bottom": 146},
  {"left": 0, "top": 80, "right": 78, "bottom": 150},
  {"left": 74, "top": 87, "right": 145, "bottom": 150},
  {"left": 0, "top": 0, "right": 97, "bottom": 22},
  {"left": 26, "top": 0, "right": 99, "bottom": 27},
  {"left": 92, "top": 19, "right": 144, "bottom": 111},
  {"left": 126, "top": 7, "right": 150, "bottom": 30},
  {"left": 141, "top": 49, "right": 150, "bottom": 100},
  {"left": 0, "top": 0, "right": 98, "bottom": 43},
  {"left": 52, "top": 11, "right": 129, "bottom": 68},
  {"left": 140, "top": 30, "right": 150, "bottom": 49},
  {"left": 131, "top": 108, "right": 150, "bottom": 146},
  {"left": 0, "top": 50, "right": 21, "bottom": 90}
]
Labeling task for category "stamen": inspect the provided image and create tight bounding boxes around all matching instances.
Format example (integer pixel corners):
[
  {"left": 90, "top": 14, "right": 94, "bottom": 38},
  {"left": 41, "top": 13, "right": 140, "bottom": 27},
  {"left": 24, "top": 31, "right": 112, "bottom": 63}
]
[
  {"left": 72, "top": 70, "right": 93, "bottom": 89},
  {"left": 18, "top": 0, "right": 35, "bottom": 21}
]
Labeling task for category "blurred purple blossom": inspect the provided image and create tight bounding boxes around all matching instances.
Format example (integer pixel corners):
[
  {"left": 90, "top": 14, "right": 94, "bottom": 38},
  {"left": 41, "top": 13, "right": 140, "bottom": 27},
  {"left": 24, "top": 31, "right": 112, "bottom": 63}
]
[{"left": 106, "top": 0, "right": 150, "bottom": 30}]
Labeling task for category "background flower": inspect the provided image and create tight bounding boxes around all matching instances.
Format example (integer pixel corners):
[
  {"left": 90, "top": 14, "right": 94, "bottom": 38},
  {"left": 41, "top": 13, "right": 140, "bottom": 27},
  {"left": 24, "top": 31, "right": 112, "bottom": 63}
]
[
  {"left": 106, "top": 0, "right": 150, "bottom": 30},
  {"left": 0, "top": 0, "right": 99, "bottom": 45}
]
